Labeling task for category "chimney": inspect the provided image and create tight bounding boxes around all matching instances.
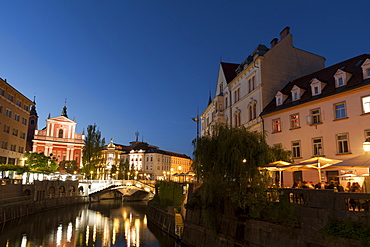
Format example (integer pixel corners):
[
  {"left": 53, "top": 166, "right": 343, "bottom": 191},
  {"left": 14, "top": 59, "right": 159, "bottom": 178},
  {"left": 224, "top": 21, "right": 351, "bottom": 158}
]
[
  {"left": 270, "top": 38, "right": 278, "bottom": 48},
  {"left": 280, "top": 26, "right": 290, "bottom": 40}
]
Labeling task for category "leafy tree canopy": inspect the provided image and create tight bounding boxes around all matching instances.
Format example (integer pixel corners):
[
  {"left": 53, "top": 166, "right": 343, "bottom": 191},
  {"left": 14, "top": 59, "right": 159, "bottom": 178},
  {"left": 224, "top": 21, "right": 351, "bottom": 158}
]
[
  {"left": 24, "top": 151, "right": 58, "bottom": 172},
  {"left": 191, "top": 125, "right": 291, "bottom": 213},
  {"left": 82, "top": 124, "right": 105, "bottom": 176}
]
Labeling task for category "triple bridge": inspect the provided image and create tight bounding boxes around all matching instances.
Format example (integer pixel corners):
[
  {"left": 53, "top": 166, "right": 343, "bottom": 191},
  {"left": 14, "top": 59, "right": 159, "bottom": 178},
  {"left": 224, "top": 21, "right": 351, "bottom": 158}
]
[{"left": 79, "top": 180, "right": 155, "bottom": 201}]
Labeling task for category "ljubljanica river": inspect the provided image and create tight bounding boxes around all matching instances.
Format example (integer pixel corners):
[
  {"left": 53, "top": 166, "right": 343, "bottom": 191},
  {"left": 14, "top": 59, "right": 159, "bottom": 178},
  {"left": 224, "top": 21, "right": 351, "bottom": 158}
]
[{"left": 0, "top": 200, "right": 181, "bottom": 247}]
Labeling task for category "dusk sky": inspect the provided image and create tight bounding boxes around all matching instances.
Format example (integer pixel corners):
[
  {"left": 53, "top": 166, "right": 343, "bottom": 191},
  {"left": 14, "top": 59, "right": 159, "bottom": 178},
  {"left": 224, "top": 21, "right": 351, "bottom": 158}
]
[{"left": 1, "top": 1, "right": 369, "bottom": 157}]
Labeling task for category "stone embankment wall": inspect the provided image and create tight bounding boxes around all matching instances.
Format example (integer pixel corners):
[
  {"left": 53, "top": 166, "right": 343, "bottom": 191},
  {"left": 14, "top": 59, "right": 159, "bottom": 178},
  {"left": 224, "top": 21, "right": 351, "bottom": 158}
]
[
  {"left": 147, "top": 185, "right": 369, "bottom": 247},
  {"left": 146, "top": 201, "right": 177, "bottom": 239},
  {"left": 0, "top": 179, "right": 88, "bottom": 224},
  {"left": 182, "top": 188, "right": 369, "bottom": 247}
]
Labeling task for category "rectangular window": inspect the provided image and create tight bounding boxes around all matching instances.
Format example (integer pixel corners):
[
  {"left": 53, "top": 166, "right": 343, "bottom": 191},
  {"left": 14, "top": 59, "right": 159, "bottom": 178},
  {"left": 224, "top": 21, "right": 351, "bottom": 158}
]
[
  {"left": 272, "top": 118, "right": 281, "bottom": 132},
  {"left": 20, "top": 132, "right": 26, "bottom": 139},
  {"left": 12, "top": 129, "right": 18, "bottom": 136},
  {"left": 6, "top": 109, "right": 12, "bottom": 118},
  {"left": 338, "top": 77, "right": 344, "bottom": 86},
  {"left": 14, "top": 113, "right": 20, "bottom": 122},
  {"left": 337, "top": 134, "right": 349, "bottom": 154},
  {"left": 290, "top": 114, "right": 300, "bottom": 129},
  {"left": 16, "top": 99, "right": 21, "bottom": 107},
  {"left": 312, "top": 138, "right": 323, "bottom": 156},
  {"left": 335, "top": 102, "right": 347, "bottom": 119},
  {"left": 366, "top": 130, "right": 370, "bottom": 139},
  {"left": 22, "top": 118, "right": 27, "bottom": 125},
  {"left": 0, "top": 105, "right": 2, "bottom": 113},
  {"left": 8, "top": 94, "right": 13, "bottom": 102},
  {"left": 314, "top": 86, "right": 319, "bottom": 95},
  {"left": 1, "top": 141, "right": 8, "bottom": 149},
  {"left": 225, "top": 97, "right": 228, "bottom": 108},
  {"left": 10, "top": 144, "right": 16, "bottom": 152},
  {"left": 18, "top": 146, "right": 24, "bottom": 153},
  {"left": 23, "top": 104, "right": 29, "bottom": 111},
  {"left": 362, "top": 96, "right": 370, "bottom": 114},
  {"left": 3, "top": 125, "right": 10, "bottom": 133},
  {"left": 292, "top": 141, "right": 301, "bottom": 158},
  {"left": 0, "top": 88, "right": 4, "bottom": 96},
  {"left": 293, "top": 91, "right": 299, "bottom": 100},
  {"left": 310, "top": 108, "right": 321, "bottom": 124}
]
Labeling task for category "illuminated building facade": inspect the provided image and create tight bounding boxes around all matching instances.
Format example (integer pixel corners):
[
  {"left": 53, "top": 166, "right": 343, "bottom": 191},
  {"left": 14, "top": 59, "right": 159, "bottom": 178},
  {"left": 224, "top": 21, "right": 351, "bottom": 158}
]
[
  {"left": 201, "top": 27, "right": 325, "bottom": 135},
  {"left": 0, "top": 78, "right": 34, "bottom": 165},
  {"left": 32, "top": 106, "right": 84, "bottom": 167},
  {"left": 262, "top": 54, "right": 370, "bottom": 185},
  {"left": 103, "top": 139, "right": 193, "bottom": 180}
]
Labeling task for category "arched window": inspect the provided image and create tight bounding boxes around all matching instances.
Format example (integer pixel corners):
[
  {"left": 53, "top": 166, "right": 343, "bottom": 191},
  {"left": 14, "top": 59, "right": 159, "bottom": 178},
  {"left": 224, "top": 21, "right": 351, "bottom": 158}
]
[
  {"left": 58, "top": 129, "right": 63, "bottom": 138},
  {"left": 252, "top": 103, "right": 257, "bottom": 119},
  {"left": 248, "top": 105, "right": 253, "bottom": 121}
]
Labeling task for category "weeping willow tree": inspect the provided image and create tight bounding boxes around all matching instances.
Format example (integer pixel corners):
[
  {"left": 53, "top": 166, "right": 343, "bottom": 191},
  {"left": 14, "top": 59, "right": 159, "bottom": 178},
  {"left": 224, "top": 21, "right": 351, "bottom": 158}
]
[{"left": 190, "top": 125, "right": 291, "bottom": 232}]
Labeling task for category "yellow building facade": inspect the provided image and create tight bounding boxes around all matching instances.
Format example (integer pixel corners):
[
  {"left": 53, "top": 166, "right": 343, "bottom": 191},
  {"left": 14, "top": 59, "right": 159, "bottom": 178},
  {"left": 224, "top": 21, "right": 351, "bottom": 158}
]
[{"left": 0, "top": 78, "right": 34, "bottom": 165}]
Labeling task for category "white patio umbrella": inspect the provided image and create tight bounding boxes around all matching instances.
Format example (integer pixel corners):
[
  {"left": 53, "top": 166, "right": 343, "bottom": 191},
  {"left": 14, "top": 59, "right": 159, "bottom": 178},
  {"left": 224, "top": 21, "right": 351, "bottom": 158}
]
[
  {"left": 283, "top": 157, "right": 342, "bottom": 182},
  {"left": 259, "top": 161, "right": 291, "bottom": 187}
]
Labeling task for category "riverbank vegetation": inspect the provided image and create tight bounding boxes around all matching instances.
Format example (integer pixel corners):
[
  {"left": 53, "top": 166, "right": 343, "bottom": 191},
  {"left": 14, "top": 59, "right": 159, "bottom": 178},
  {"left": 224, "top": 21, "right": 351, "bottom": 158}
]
[
  {"left": 188, "top": 125, "right": 295, "bottom": 233},
  {"left": 323, "top": 218, "right": 370, "bottom": 246},
  {"left": 152, "top": 181, "right": 186, "bottom": 211}
]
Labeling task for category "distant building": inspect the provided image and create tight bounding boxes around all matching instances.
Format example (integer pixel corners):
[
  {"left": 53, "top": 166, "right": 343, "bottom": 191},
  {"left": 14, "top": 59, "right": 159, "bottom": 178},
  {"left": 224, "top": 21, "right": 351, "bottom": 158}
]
[
  {"left": 32, "top": 105, "right": 84, "bottom": 167},
  {"left": 102, "top": 138, "right": 193, "bottom": 181},
  {"left": 0, "top": 78, "right": 34, "bottom": 165},
  {"left": 201, "top": 26, "right": 325, "bottom": 135},
  {"left": 261, "top": 54, "right": 370, "bottom": 185}
]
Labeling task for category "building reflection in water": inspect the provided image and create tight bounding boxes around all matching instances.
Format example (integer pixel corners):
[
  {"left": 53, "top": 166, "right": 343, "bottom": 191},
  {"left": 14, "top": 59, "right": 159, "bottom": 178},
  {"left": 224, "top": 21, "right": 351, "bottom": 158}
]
[{"left": 0, "top": 201, "right": 160, "bottom": 247}]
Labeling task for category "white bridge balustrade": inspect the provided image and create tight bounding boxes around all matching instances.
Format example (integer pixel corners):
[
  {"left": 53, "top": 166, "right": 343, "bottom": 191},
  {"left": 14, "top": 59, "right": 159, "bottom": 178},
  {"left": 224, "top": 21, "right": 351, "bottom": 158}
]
[{"left": 78, "top": 180, "right": 156, "bottom": 197}]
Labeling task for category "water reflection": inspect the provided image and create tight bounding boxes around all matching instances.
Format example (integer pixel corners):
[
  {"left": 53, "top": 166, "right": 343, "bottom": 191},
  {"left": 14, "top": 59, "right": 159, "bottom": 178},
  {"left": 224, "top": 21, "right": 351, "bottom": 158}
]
[{"left": 0, "top": 200, "right": 163, "bottom": 247}]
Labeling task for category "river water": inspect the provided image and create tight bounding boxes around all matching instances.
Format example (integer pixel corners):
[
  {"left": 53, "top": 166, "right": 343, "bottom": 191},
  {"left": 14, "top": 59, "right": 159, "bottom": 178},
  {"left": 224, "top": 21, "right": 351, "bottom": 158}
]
[{"left": 0, "top": 200, "right": 181, "bottom": 247}]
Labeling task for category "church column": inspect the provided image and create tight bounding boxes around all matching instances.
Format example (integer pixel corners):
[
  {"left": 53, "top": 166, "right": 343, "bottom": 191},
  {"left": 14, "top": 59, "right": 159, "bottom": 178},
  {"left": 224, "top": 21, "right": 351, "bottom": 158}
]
[
  {"left": 72, "top": 125, "right": 75, "bottom": 139},
  {"left": 70, "top": 148, "right": 75, "bottom": 161},
  {"left": 32, "top": 144, "right": 37, "bottom": 153},
  {"left": 51, "top": 122, "right": 55, "bottom": 137},
  {"left": 66, "top": 147, "right": 71, "bottom": 160},
  {"left": 69, "top": 125, "right": 73, "bottom": 139}
]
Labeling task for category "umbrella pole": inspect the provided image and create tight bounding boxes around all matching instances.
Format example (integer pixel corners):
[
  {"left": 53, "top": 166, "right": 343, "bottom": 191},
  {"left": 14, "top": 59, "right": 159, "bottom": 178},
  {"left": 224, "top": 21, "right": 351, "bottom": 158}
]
[
  {"left": 318, "top": 168, "right": 321, "bottom": 182},
  {"left": 279, "top": 171, "right": 282, "bottom": 188}
]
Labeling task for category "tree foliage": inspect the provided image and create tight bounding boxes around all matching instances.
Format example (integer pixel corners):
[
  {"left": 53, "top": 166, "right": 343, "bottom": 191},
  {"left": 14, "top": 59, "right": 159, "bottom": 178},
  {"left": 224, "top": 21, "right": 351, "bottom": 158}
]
[
  {"left": 82, "top": 124, "right": 105, "bottom": 177},
  {"left": 24, "top": 151, "right": 58, "bottom": 172},
  {"left": 190, "top": 125, "right": 291, "bottom": 231},
  {"left": 59, "top": 160, "right": 79, "bottom": 174}
]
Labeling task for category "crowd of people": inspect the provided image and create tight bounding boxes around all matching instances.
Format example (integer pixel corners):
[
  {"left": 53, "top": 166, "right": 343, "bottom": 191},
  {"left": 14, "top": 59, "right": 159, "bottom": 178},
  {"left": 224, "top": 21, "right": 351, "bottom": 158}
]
[{"left": 291, "top": 180, "right": 362, "bottom": 192}]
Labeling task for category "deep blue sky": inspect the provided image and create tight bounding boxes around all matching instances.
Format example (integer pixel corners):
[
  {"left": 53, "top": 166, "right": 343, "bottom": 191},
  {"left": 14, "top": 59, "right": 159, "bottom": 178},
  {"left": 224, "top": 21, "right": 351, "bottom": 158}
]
[{"left": 1, "top": 1, "right": 369, "bottom": 157}]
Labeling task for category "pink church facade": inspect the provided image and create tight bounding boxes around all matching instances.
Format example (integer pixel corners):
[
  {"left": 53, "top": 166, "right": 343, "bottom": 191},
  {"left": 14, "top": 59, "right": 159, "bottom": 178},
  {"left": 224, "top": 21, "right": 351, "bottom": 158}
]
[{"left": 32, "top": 110, "right": 84, "bottom": 167}]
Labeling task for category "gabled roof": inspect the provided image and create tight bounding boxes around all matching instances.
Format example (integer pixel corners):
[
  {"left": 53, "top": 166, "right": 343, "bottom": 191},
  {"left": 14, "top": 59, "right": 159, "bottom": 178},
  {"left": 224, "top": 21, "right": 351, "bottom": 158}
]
[
  {"left": 48, "top": 116, "right": 75, "bottom": 123},
  {"left": 262, "top": 54, "right": 370, "bottom": 115},
  {"left": 220, "top": 62, "right": 238, "bottom": 84}
]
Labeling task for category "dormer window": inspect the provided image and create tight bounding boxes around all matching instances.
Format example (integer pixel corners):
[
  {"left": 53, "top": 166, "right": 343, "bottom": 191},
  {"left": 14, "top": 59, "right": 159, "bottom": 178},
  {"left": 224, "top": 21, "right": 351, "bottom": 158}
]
[
  {"left": 310, "top": 78, "right": 326, "bottom": 96},
  {"left": 275, "top": 91, "right": 287, "bottom": 106},
  {"left": 334, "top": 69, "right": 351, "bottom": 88},
  {"left": 361, "top": 58, "right": 370, "bottom": 80},
  {"left": 314, "top": 86, "right": 319, "bottom": 95},
  {"left": 338, "top": 77, "right": 344, "bottom": 86},
  {"left": 291, "top": 85, "right": 305, "bottom": 101}
]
